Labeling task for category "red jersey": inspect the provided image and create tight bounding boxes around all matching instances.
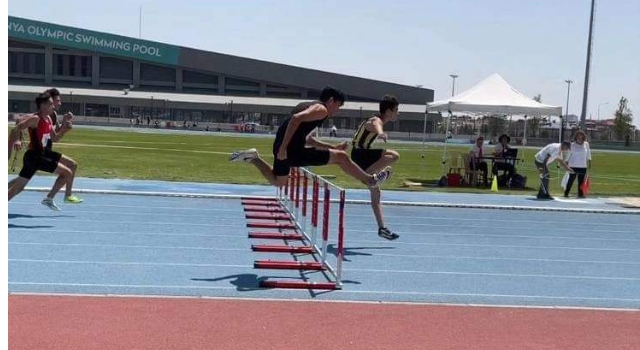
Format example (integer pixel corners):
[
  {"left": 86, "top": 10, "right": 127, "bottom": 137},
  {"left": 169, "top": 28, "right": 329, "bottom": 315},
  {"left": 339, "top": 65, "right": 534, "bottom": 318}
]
[{"left": 28, "top": 115, "right": 53, "bottom": 151}]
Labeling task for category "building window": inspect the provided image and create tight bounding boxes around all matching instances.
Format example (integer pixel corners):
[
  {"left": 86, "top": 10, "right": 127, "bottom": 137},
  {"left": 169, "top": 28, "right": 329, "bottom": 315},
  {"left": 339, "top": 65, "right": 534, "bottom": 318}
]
[
  {"left": 109, "top": 106, "right": 122, "bottom": 117},
  {"left": 22, "top": 53, "right": 31, "bottom": 74},
  {"left": 35, "top": 54, "right": 44, "bottom": 75},
  {"left": 80, "top": 56, "right": 89, "bottom": 77},
  {"left": 9, "top": 52, "right": 18, "bottom": 73},
  {"left": 69, "top": 56, "right": 76, "bottom": 76},
  {"left": 56, "top": 55, "right": 64, "bottom": 75}
]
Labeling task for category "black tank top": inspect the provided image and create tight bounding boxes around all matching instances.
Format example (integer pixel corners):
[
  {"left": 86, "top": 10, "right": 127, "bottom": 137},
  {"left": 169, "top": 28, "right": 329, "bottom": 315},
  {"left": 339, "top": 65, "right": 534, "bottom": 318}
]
[
  {"left": 352, "top": 116, "right": 379, "bottom": 149},
  {"left": 50, "top": 111, "right": 58, "bottom": 126},
  {"left": 273, "top": 101, "right": 328, "bottom": 152}
]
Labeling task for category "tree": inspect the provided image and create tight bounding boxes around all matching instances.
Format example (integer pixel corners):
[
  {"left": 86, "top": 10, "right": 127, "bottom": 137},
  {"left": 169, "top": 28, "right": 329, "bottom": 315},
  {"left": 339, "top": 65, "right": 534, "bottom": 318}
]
[
  {"left": 527, "top": 94, "right": 544, "bottom": 138},
  {"left": 487, "top": 115, "right": 508, "bottom": 140},
  {"left": 527, "top": 116, "right": 542, "bottom": 138},
  {"left": 613, "top": 96, "right": 633, "bottom": 140}
]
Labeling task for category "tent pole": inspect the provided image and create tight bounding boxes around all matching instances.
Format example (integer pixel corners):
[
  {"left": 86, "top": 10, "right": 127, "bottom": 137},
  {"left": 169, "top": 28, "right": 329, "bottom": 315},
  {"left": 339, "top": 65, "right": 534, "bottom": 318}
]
[
  {"left": 439, "top": 109, "right": 452, "bottom": 184},
  {"left": 421, "top": 105, "right": 428, "bottom": 173}
]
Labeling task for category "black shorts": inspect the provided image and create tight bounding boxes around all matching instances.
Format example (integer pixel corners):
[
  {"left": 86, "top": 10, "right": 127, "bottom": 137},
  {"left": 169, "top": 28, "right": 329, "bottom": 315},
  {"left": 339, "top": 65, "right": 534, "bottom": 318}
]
[
  {"left": 272, "top": 147, "right": 331, "bottom": 177},
  {"left": 19, "top": 149, "right": 62, "bottom": 179},
  {"left": 351, "top": 148, "right": 384, "bottom": 171}
]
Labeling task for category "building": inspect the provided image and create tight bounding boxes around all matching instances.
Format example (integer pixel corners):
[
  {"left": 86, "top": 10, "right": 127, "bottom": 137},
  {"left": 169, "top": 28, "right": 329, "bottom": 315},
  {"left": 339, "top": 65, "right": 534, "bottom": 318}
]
[{"left": 8, "top": 16, "right": 434, "bottom": 131}]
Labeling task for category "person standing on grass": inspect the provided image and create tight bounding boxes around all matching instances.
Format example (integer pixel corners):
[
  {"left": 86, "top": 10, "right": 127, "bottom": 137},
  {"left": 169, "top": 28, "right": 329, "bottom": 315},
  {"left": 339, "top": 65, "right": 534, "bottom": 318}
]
[
  {"left": 534, "top": 141, "right": 574, "bottom": 200},
  {"left": 8, "top": 93, "right": 82, "bottom": 210},
  {"left": 229, "top": 86, "right": 391, "bottom": 188},
  {"left": 350, "top": 95, "right": 401, "bottom": 240},
  {"left": 565, "top": 130, "right": 592, "bottom": 198}
]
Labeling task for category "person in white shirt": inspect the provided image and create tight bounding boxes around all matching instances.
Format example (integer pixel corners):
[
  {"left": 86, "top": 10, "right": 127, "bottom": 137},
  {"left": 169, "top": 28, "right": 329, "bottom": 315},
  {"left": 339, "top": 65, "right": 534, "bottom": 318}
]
[
  {"left": 330, "top": 125, "right": 338, "bottom": 137},
  {"left": 468, "top": 135, "right": 489, "bottom": 186},
  {"left": 534, "top": 141, "right": 573, "bottom": 199},
  {"left": 565, "top": 130, "right": 592, "bottom": 198}
]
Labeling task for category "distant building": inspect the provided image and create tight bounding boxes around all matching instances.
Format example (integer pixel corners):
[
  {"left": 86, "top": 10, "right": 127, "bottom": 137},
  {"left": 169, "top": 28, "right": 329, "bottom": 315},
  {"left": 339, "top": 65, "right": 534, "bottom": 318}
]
[{"left": 8, "top": 16, "right": 433, "bottom": 131}]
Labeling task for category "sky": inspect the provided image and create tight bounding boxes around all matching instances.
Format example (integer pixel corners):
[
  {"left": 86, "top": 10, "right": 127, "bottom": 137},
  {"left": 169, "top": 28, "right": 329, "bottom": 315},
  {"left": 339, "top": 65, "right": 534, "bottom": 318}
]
[{"left": 7, "top": 0, "right": 640, "bottom": 125}]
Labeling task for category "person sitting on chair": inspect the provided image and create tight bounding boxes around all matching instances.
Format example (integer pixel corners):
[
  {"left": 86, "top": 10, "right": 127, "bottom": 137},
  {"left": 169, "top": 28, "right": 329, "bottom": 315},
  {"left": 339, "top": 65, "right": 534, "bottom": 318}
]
[
  {"left": 493, "top": 134, "right": 515, "bottom": 181},
  {"left": 468, "top": 135, "right": 488, "bottom": 186}
]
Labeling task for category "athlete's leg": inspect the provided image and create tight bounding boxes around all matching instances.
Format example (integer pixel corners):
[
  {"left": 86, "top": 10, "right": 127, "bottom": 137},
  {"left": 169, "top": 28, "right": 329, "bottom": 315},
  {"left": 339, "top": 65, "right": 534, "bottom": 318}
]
[
  {"left": 369, "top": 187, "right": 385, "bottom": 228},
  {"left": 365, "top": 149, "right": 400, "bottom": 174},
  {"left": 8, "top": 176, "right": 30, "bottom": 201},
  {"left": 327, "top": 149, "right": 389, "bottom": 186},
  {"left": 45, "top": 163, "right": 73, "bottom": 200},
  {"left": 57, "top": 154, "right": 78, "bottom": 199}
]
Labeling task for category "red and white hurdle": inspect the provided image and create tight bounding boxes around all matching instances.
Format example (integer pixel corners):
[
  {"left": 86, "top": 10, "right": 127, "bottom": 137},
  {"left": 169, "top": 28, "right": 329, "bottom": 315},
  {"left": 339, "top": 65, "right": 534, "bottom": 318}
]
[{"left": 245, "top": 167, "right": 346, "bottom": 290}]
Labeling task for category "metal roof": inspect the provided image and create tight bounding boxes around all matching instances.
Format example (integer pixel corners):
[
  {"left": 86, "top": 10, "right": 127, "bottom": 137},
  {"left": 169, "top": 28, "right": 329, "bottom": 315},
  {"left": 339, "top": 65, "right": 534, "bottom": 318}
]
[{"left": 9, "top": 85, "right": 427, "bottom": 113}]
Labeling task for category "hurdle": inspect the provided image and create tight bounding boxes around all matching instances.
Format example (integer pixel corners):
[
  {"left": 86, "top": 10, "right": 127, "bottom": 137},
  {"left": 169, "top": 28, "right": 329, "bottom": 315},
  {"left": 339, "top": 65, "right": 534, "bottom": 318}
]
[{"left": 246, "top": 167, "right": 346, "bottom": 290}]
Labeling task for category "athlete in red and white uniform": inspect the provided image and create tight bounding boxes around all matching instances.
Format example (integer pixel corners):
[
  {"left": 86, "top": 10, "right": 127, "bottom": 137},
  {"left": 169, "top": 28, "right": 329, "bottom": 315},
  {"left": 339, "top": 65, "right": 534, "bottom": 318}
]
[{"left": 8, "top": 92, "right": 81, "bottom": 210}]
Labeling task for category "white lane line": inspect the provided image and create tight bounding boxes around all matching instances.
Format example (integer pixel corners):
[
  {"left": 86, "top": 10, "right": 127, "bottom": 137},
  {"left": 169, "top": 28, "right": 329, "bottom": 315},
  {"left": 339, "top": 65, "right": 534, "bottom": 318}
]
[
  {"left": 9, "top": 238, "right": 640, "bottom": 253},
  {"left": 7, "top": 291, "right": 639, "bottom": 312},
  {"left": 8, "top": 283, "right": 640, "bottom": 306},
  {"left": 9, "top": 242, "right": 246, "bottom": 251},
  {"left": 9, "top": 258, "right": 639, "bottom": 281},
  {"left": 344, "top": 267, "right": 640, "bottom": 281},
  {"left": 9, "top": 259, "right": 251, "bottom": 268},
  {"left": 8, "top": 227, "right": 639, "bottom": 243},
  {"left": 9, "top": 233, "right": 640, "bottom": 265},
  {"left": 57, "top": 142, "right": 234, "bottom": 156},
  {"left": 332, "top": 238, "right": 640, "bottom": 252},
  {"left": 8, "top": 229, "right": 249, "bottom": 239}
]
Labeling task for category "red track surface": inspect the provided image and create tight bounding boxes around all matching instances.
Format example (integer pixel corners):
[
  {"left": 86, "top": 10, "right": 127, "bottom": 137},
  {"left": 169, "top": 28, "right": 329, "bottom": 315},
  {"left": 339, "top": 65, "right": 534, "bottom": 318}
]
[{"left": 9, "top": 295, "right": 640, "bottom": 350}]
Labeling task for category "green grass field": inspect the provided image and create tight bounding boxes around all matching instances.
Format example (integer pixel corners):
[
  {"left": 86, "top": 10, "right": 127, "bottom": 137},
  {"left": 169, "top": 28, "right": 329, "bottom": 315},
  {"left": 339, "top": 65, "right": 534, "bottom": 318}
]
[{"left": 9, "top": 127, "right": 640, "bottom": 196}]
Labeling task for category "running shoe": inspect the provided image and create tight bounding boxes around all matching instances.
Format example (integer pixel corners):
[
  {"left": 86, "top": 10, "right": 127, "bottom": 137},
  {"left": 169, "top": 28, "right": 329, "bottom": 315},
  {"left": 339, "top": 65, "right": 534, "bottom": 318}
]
[
  {"left": 64, "top": 195, "right": 83, "bottom": 204},
  {"left": 368, "top": 166, "right": 392, "bottom": 188},
  {"left": 41, "top": 197, "right": 61, "bottom": 211},
  {"left": 229, "top": 148, "right": 258, "bottom": 162},
  {"left": 378, "top": 227, "right": 400, "bottom": 240}
]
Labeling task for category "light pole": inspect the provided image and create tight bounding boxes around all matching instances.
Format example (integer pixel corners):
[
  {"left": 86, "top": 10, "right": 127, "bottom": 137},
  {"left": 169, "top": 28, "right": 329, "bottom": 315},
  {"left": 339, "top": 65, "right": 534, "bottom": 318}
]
[
  {"left": 597, "top": 101, "right": 609, "bottom": 121},
  {"left": 562, "top": 79, "right": 573, "bottom": 142},
  {"left": 449, "top": 74, "right": 459, "bottom": 97}
]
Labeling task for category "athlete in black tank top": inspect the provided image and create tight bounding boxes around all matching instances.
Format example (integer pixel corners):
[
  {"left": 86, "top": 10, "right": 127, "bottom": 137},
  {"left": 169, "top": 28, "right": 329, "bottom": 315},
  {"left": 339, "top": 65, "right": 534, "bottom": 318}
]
[{"left": 272, "top": 101, "right": 328, "bottom": 154}]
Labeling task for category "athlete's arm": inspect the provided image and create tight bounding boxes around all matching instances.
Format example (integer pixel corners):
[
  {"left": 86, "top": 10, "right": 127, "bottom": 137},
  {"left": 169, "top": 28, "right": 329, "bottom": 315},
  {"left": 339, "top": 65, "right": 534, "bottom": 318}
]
[
  {"left": 8, "top": 115, "right": 38, "bottom": 158},
  {"left": 306, "top": 135, "right": 347, "bottom": 150},
  {"left": 366, "top": 117, "right": 387, "bottom": 142},
  {"left": 52, "top": 119, "right": 72, "bottom": 142}
]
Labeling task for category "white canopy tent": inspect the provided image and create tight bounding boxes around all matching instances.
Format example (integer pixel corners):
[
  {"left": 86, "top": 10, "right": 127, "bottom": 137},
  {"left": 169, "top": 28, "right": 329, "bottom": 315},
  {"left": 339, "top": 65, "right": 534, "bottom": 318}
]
[
  {"left": 426, "top": 73, "right": 562, "bottom": 115},
  {"left": 421, "top": 73, "right": 563, "bottom": 183}
]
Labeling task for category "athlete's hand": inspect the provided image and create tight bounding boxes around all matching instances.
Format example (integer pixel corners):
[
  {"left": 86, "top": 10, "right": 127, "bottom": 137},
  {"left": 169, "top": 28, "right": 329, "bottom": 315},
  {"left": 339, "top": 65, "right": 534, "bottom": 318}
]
[
  {"left": 12, "top": 140, "right": 22, "bottom": 152},
  {"left": 379, "top": 133, "right": 388, "bottom": 143},
  {"left": 277, "top": 147, "right": 287, "bottom": 161},
  {"left": 333, "top": 141, "right": 349, "bottom": 151},
  {"left": 63, "top": 112, "right": 73, "bottom": 123}
]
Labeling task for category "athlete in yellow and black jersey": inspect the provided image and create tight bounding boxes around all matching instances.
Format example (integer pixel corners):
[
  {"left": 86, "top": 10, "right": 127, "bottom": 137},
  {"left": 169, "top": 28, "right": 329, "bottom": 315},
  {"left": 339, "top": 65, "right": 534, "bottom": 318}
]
[{"left": 350, "top": 95, "right": 401, "bottom": 240}]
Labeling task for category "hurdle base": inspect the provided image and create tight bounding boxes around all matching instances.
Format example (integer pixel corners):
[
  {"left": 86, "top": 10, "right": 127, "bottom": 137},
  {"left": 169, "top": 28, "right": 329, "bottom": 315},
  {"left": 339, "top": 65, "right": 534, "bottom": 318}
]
[
  {"left": 243, "top": 205, "right": 287, "bottom": 213},
  {"left": 252, "top": 244, "right": 314, "bottom": 254},
  {"left": 248, "top": 232, "right": 304, "bottom": 240},
  {"left": 245, "top": 212, "right": 291, "bottom": 220},
  {"left": 247, "top": 221, "right": 295, "bottom": 229},
  {"left": 259, "top": 280, "right": 339, "bottom": 290},
  {"left": 254, "top": 260, "right": 325, "bottom": 270}
]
